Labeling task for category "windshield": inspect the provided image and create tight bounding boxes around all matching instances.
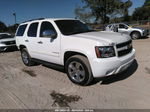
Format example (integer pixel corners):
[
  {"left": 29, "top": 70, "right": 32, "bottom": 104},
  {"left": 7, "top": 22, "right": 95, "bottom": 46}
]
[
  {"left": 0, "top": 34, "right": 13, "bottom": 39},
  {"left": 55, "top": 20, "right": 94, "bottom": 35}
]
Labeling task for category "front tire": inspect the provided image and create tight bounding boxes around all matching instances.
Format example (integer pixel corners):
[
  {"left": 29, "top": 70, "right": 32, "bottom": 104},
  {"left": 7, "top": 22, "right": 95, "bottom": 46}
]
[
  {"left": 21, "top": 48, "right": 35, "bottom": 66},
  {"left": 131, "top": 32, "right": 141, "bottom": 39},
  {"left": 65, "top": 55, "right": 93, "bottom": 86}
]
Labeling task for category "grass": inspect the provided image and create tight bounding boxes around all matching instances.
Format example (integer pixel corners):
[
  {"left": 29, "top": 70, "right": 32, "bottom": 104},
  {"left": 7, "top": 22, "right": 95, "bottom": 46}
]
[
  {"left": 50, "top": 91, "right": 82, "bottom": 107},
  {"left": 22, "top": 69, "right": 37, "bottom": 77}
]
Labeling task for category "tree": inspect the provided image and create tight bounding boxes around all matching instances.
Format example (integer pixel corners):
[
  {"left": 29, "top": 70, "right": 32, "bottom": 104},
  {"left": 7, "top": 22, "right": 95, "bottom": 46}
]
[
  {"left": 75, "top": 0, "right": 132, "bottom": 24},
  {"left": 7, "top": 24, "right": 19, "bottom": 34},
  {"left": 0, "top": 21, "right": 7, "bottom": 32},
  {"left": 132, "top": 0, "right": 150, "bottom": 21},
  {"left": 75, "top": 5, "right": 93, "bottom": 23},
  {"left": 144, "top": 0, "right": 150, "bottom": 7},
  {"left": 121, "top": 0, "right": 132, "bottom": 21}
]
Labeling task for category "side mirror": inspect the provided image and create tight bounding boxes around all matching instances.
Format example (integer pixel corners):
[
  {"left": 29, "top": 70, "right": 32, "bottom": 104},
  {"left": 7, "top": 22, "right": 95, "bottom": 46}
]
[{"left": 42, "top": 30, "right": 57, "bottom": 38}]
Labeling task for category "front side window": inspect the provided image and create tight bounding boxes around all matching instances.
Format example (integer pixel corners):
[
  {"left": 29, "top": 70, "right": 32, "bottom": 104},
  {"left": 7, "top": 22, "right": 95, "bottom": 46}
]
[
  {"left": 40, "top": 21, "right": 57, "bottom": 37},
  {"left": 55, "top": 20, "right": 94, "bottom": 35},
  {"left": 119, "top": 24, "right": 128, "bottom": 29},
  {"left": 27, "top": 22, "right": 39, "bottom": 37},
  {"left": 16, "top": 24, "right": 27, "bottom": 36}
]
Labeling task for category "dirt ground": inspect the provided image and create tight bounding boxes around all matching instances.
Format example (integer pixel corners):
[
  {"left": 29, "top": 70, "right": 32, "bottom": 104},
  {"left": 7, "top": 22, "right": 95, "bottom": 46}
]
[{"left": 0, "top": 36, "right": 150, "bottom": 109}]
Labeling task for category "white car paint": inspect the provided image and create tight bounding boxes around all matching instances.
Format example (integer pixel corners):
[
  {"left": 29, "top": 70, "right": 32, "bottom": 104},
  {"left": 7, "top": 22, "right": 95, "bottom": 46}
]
[
  {"left": 0, "top": 33, "right": 16, "bottom": 51},
  {"left": 16, "top": 18, "right": 135, "bottom": 78}
]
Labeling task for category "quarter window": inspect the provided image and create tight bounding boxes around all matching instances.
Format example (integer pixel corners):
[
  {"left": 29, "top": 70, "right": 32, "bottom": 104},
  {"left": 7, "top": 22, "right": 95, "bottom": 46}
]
[
  {"left": 16, "top": 24, "right": 27, "bottom": 36},
  {"left": 27, "top": 22, "right": 39, "bottom": 37}
]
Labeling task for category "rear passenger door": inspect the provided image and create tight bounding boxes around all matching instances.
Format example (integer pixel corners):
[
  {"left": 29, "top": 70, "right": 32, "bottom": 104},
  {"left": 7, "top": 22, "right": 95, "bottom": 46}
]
[
  {"left": 26, "top": 22, "right": 40, "bottom": 58},
  {"left": 36, "top": 21, "right": 61, "bottom": 64}
]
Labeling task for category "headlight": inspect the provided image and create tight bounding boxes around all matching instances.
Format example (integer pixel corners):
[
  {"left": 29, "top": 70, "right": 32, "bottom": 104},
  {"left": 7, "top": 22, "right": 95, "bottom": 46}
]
[{"left": 95, "top": 46, "right": 116, "bottom": 58}]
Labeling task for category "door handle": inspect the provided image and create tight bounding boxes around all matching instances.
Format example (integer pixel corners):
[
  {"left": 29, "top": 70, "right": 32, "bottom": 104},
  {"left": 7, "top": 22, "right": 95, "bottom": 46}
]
[
  {"left": 37, "top": 41, "right": 43, "bottom": 44},
  {"left": 25, "top": 40, "right": 29, "bottom": 42}
]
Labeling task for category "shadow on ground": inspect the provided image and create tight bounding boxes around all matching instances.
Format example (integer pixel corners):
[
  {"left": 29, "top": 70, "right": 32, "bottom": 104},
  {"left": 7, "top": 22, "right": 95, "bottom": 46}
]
[
  {"left": 35, "top": 59, "right": 138, "bottom": 86},
  {"left": 42, "top": 63, "right": 65, "bottom": 73},
  {"left": 139, "top": 36, "right": 149, "bottom": 40},
  {"left": 0, "top": 46, "right": 18, "bottom": 53},
  {"left": 90, "top": 59, "right": 138, "bottom": 85}
]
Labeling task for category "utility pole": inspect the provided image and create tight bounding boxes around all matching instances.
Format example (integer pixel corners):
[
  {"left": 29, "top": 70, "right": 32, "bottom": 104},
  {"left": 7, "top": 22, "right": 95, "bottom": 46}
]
[{"left": 13, "top": 13, "right": 16, "bottom": 24}]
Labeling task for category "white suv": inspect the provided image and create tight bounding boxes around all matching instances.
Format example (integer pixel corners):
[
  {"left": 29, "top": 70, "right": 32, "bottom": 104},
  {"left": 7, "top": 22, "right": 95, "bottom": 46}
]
[{"left": 15, "top": 18, "right": 135, "bottom": 86}]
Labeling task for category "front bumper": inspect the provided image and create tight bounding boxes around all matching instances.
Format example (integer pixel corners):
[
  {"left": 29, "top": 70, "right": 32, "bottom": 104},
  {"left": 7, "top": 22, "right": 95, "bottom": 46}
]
[
  {"left": 142, "top": 30, "right": 149, "bottom": 37},
  {"left": 90, "top": 49, "right": 135, "bottom": 78},
  {"left": 0, "top": 44, "right": 16, "bottom": 51}
]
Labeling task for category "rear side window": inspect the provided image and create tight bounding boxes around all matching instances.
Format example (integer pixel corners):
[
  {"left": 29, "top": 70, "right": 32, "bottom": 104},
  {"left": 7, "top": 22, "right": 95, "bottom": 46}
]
[
  {"left": 16, "top": 24, "right": 27, "bottom": 36},
  {"left": 27, "top": 22, "right": 39, "bottom": 37}
]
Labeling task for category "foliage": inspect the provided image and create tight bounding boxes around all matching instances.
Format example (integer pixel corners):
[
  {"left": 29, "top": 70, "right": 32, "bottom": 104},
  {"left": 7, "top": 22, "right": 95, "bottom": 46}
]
[
  {"left": 0, "top": 21, "right": 7, "bottom": 32},
  {"left": 75, "top": 5, "right": 93, "bottom": 23},
  {"left": 7, "top": 24, "right": 19, "bottom": 34},
  {"left": 0, "top": 21, "right": 18, "bottom": 34},
  {"left": 132, "top": 0, "right": 150, "bottom": 20},
  {"left": 144, "top": 0, "right": 150, "bottom": 7},
  {"left": 121, "top": 0, "right": 132, "bottom": 21},
  {"left": 75, "top": 0, "right": 132, "bottom": 23}
]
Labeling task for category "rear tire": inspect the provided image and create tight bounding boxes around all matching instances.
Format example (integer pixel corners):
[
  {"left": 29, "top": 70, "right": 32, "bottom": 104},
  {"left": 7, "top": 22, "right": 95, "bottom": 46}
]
[
  {"left": 21, "top": 48, "right": 35, "bottom": 66},
  {"left": 131, "top": 32, "right": 141, "bottom": 39},
  {"left": 65, "top": 55, "right": 93, "bottom": 86}
]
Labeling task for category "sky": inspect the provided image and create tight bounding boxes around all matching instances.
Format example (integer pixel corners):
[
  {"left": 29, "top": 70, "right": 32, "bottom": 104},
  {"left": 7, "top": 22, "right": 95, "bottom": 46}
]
[{"left": 0, "top": 0, "right": 145, "bottom": 26}]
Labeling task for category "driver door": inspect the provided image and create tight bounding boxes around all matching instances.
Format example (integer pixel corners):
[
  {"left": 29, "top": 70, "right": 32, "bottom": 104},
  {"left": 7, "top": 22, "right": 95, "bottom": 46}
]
[
  {"left": 36, "top": 21, "right": 61, "bottom": 64},
  {"left": 118, "top": 24, "right": 129, "bottom": 34}
]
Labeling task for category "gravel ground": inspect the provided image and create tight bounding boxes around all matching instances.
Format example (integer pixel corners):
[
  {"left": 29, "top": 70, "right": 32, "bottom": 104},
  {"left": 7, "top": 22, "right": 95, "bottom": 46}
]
[{"left": 0, "top": 36, "right": 150, "bottom": 109}]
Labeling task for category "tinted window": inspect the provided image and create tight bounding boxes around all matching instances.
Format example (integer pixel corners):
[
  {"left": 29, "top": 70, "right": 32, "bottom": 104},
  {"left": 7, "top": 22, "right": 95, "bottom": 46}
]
[
  {"left": 55, "top": 20, "right": 94, "bottom": 35},
  {"left": 119, "top": 24, "right": 126, "bottom": 28},
  {"left": 40, "top": 21, "right": 56, "bottom": 37},
  {"left": 16, "top": 24, "right": 27, "bottom": 36},
  {"left": 27, "top": 22, "right": 39, "bottom": 37}
]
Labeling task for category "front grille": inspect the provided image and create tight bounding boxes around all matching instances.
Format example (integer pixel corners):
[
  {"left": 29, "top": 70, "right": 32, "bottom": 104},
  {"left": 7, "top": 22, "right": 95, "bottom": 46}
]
[
  {"left": 118, "top": 47, "right": 133, "bottom": 57},
  {"left": 116, "top": 40, "right": 133, "bottom": 57},
  {"left": 2, "top": 41, "right": 16, "bottom": 45},
  {"left": 116, "top": 40, "right": 132, "bottom": 48}
]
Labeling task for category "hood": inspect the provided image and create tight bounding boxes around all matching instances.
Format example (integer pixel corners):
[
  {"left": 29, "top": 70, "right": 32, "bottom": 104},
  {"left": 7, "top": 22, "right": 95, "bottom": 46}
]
[
  {"left": 0, "top": 38, "right": 15, "bottom": 42},
  {"left": 72, "top": 31, "right": 131, "bottom": 45},
  {"left": 132, "top": 27, "right": 145, "bottom": 30},
  {"left": 0, "top": 34, "right": 14, "bottom": 39}
]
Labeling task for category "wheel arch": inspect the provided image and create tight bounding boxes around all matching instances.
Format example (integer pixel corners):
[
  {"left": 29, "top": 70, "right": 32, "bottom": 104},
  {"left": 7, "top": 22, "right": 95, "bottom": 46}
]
[
  {"left": 63, "top": 51, "right": 88, "bottom": 65},
  {"left": 19, "top": 45, "right": 26, "bottom": 51},
  {"left": 130, "top": 30, "right": 141, "bottom": 37}
]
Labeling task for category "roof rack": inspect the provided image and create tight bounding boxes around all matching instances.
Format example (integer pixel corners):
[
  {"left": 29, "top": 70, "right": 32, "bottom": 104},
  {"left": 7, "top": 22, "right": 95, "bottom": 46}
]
[{"left": 22, "top": 18, "right": 45, "bottom": 23}]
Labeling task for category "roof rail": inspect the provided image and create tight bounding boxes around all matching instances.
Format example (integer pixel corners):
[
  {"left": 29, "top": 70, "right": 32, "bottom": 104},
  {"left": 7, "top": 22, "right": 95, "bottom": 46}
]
[{"left": 22, "top": 18, "right": 45, "bottom": 23}]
